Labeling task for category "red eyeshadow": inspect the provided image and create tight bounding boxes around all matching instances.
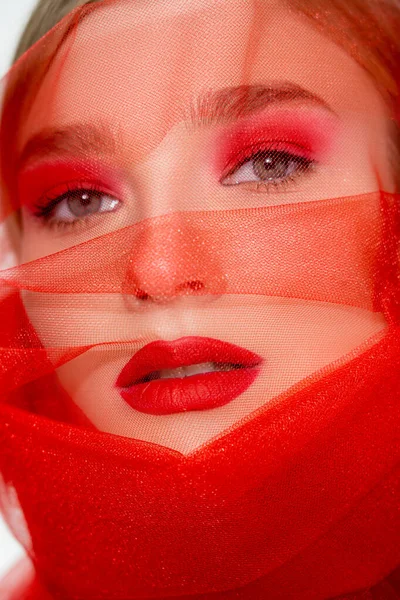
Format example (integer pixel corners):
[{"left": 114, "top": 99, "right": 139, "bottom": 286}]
[
  {"left": 213, "top": 109, "right": 338, "bottom": 176},
  {"left": 18, "top": 159, "right": 123, "bottom": 210}
]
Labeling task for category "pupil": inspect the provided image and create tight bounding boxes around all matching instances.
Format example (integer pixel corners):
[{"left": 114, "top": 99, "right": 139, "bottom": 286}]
[
  {"left": 253, "top": 150, "right": 293, "bottom": 181},
  {"left": 67, "top": 191, "right": 101, "bottom": 217}
]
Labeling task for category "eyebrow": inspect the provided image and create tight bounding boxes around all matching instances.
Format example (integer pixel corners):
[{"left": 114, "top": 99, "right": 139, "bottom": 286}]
[
  {"left": 186, "top": 81, "right": 336, "bottom": 127},
  {"left": 18, "top": 82, "right": 336, "bottom": 168}
]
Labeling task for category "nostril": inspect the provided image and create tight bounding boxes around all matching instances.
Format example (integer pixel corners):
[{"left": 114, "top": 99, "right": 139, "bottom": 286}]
[
  {"left": 124, "top": 280, "right": 206, "bottom": 306},
  {"left": 176, "top": 280, "right": 205, "bottom": 293},
  {"left": 135, "top": 288, "right": 150, "bottom": 301}
]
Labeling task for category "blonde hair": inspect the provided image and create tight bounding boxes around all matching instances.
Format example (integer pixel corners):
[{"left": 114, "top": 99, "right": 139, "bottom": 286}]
[{"left": 13, "top": 0, "right": 97, "bottom": 62}]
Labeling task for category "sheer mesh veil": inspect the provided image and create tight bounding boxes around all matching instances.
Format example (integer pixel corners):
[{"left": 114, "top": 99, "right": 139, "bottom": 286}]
[{"left": 0, "top": 1, "right": 400, "bottom": 598}]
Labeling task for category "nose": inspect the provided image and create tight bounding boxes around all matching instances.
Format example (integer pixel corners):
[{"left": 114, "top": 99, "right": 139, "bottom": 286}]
[{"left": 121, "top": 212, "right": 227, "bottom": 308}]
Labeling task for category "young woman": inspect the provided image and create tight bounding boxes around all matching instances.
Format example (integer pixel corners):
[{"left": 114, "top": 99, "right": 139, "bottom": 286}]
[{"left": 0, "top": 0, "right": 399, "bottom": 598}]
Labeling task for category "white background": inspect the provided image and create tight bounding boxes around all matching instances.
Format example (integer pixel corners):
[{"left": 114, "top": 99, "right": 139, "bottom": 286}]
[{"left": 0, "top": 0, "right": 38, "bottom": 580}]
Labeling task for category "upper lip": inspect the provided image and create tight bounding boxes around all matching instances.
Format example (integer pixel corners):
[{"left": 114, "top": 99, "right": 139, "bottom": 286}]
[{"left": 116, "top": 336, "right": 263, "bottom": 388}]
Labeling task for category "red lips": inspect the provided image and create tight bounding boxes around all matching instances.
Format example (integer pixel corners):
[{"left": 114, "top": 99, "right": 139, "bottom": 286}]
[{"left": 116, "top": 336, "right": 263, "bottom": 415}]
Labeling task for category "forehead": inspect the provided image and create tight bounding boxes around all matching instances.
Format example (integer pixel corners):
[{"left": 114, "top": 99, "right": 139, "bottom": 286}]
[{"left": 21, "top": 0, "right": 385, "bottom": 151}]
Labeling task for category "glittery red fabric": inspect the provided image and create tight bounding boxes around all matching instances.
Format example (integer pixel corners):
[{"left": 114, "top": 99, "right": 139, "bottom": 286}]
[
  {"left": 1, "top": 560, "right": 400, "bottom": 599},
  {"left": 0, "top": 257, "right": 399, "bottom": 598},
  {"left": 0, "top": 1, "right": 400, "bottom": 598}
]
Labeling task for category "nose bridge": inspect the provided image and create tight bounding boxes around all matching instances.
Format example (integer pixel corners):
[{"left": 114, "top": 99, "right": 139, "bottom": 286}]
[
  {"left": 136, "top": 126, "right": 189, "bottom": 219},
  {"left": 121, "top": 127, "right": 227, "bottom": 304}
]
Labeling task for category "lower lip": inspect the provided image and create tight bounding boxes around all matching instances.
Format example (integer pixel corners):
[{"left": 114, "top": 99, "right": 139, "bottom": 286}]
[{"left": 119, "top": 367, "right": 261, "bottom": 415}]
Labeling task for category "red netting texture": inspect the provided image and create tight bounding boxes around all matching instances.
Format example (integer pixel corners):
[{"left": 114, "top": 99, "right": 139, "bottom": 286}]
[{"left": 0, "top": 1, "right": 399, "bottom": 598}]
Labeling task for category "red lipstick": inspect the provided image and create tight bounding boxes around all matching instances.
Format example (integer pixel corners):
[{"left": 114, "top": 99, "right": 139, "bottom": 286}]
[{"left": 116, "top": 337, "right": 263, "bottom": 415}]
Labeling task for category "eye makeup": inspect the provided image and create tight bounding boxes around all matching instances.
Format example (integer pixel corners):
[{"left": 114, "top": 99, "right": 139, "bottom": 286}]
[
  {"left": 18, "top": 106, "right": 339, "bottom": 232},
  {"left": 18, "top": 159, "right": 124, "bottom": 214},
  {"left": 214, "top": 108, "right": 339, "bottom": 178}
]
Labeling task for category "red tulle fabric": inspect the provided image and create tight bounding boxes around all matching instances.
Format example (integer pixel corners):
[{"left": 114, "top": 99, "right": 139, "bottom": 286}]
[{"left": 0, "top": 1, "right": 400, "bottom": 598}]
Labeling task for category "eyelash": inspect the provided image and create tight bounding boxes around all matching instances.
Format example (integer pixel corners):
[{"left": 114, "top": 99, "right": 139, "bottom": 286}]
[
  {"left": 32, "top": 181, "right": 117, "bottom": 232},
  {"left": 31, "top": 144, "right": 316, "bottom": 231},
  {"left": 221, "top": 145, "right": 315, "bottom": 192}
]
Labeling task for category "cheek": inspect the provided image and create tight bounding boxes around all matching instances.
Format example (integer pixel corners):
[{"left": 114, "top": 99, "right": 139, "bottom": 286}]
[
  {"left": 337, "top": 114, "right": 396, "bottom": 194},
  {"left": 20, "top": 217, "right": 53, "bottom": 264},
  {"left": 0, "top": 219, "right": 19, "bottom": 272},
  {"left": 322, "top": 120, "right": 378, "bottom": 195},
  {"left": 21, "top": 292, "right": 130, "bottom": 348},
  {"left": 369, "top": 124, "right": 397, "bottom": 193}
]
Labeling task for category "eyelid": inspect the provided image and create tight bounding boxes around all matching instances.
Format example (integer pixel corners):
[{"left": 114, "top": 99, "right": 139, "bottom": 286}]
[
  {"left": 18, "top": 159, "right": 125, "bottom": 212},
  {"left": 30, "top": 185, "right": 122, "bottom": 235},
  {"left": 221, "top": 142, "right": 314, "bottom": 180},
  {"left": 35, "top": 180, "right": 119, "bottom": 212},
  {"left": 213, "top": 109, "right": 337, "bottom": 177}
]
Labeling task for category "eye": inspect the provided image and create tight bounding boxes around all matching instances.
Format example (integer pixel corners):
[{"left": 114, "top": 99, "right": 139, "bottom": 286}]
[
  {"left": 221, "top": 148, "right": 314, "bottom": 188},
  {"left": 52, "top": 189, "right": 119, "bottom": 222},
  {"left": 33, "top": 185, "right": 121, "bottom": 228}
]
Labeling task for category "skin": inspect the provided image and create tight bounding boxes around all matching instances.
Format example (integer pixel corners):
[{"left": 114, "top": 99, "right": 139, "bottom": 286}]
[{"left": 16, "top": 0, "right": 394, "bottom": 455}]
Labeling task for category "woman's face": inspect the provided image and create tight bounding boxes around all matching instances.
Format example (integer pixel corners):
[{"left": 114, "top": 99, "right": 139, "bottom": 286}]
[{"left": 17, "top": 0, "right": 393, "bottom": 454}]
